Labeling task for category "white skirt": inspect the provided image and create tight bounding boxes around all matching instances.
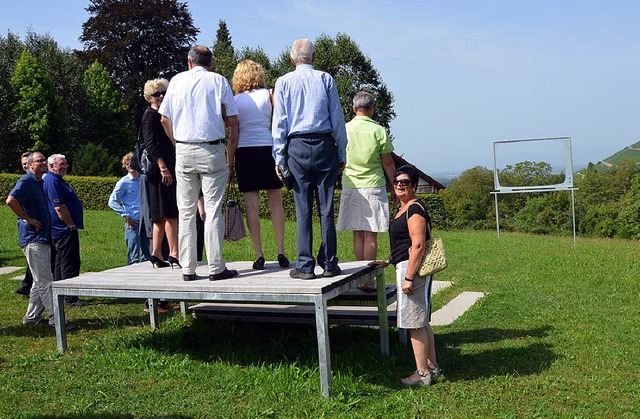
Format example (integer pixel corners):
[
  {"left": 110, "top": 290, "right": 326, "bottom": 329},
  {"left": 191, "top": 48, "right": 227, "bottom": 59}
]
[
  {"left": 336, "top": 187, "right": 389, "bottom": 232},
  {"left": 395, "top": 260, "right": 432, "bottom": 329}
]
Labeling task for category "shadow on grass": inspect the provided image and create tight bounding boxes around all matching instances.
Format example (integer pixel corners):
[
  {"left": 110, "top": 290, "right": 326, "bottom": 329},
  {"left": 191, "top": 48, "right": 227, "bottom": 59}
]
[
  {"left": 121, "top": 319, "right": 556, "bottom": 384},
  {"left": 437, "top": 326, "right": 557, "bottom": 381}
]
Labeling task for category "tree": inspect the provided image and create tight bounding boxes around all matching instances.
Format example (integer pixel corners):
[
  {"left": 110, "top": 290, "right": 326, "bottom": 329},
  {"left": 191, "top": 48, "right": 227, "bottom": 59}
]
[
  {"left": 211, "top": 20, "right": 236, "bottom": 83},
  {"left": 313, "top": 33, "right": 395, "bottom": 130},
  {"left": 78, "top": 0, "right": 198, "bottom": 122},
  {"left": 9, "top": 50, "right": 65, "bottom": 159},
  {"left": 270, "top": 33, "right": 396, "bottom": 131},
  {"left": 441, "top": 166, "right": 495, "bottom": 229},
  {"left": 0, "top": 32, "right": 25, "bottom": 172},
  {"left": 617, "top": 172, "right": 640, "bottom": 239},
  {"left": 82, "top": 61, "right": 132, "bottom": 165},
  {"left": 23, "top": 31, "right": 88, "bottom": 155}
]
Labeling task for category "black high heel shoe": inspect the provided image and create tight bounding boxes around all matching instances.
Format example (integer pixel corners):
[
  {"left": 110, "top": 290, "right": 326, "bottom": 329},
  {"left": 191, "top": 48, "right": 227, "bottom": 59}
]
[
  {"left": 277, "top": 254, "right": 290, "bottom": 268},
  {"left": 167, "top": 255, "right": 181, "bottom": 269},
  {"left": 150, "top": 255, "right": 170, "bottom": 268},
  {"left": 252, "top": 256, "right": 265, "bottom": 270}
]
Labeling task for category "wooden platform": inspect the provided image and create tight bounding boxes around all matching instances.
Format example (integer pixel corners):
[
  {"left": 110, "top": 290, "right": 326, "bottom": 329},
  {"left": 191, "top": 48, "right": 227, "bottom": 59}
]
[{"left": 51, "top": 260, "right": 388, "bottom": 397}]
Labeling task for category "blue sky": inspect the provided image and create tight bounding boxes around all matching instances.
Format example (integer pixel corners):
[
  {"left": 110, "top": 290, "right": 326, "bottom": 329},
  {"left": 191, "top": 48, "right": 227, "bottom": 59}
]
[{"left": 2, "top": 0, "right": 639, "bottom": 175}]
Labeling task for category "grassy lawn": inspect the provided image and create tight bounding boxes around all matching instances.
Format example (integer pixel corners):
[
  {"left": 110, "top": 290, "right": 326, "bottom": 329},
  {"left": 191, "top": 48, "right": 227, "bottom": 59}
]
[{"left": 1, "top": 205, "right": 639, "bottom": 417}]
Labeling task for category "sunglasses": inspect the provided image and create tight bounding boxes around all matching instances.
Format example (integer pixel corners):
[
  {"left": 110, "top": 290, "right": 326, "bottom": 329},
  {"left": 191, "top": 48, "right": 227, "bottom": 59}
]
[
  {"left": 151, "top": 91, "right": 166, "bottom": 97},
  {"left": 393, "top": 179, "right": 411, "bottom": 186}
]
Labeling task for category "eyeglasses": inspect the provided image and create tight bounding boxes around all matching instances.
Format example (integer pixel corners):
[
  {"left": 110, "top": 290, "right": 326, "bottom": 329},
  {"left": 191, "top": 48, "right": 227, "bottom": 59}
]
[
  {"left": 393, "top": 179, "right": 411, "bottom": 186},
  {"left": 151, "top": 91, "right": 166, "bottom": 97},
  {"left": 30, "top": 159, "right": 46, "bottom": 163}
]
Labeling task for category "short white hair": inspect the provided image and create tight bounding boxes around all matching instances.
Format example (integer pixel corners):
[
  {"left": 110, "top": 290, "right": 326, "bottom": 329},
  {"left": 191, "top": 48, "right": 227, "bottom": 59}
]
[
  {"left": 290, "top": 39, "right": 315, "bottom": 64},
  {"left": 48, "top": 154, "right": 66, "bottom": 165}
]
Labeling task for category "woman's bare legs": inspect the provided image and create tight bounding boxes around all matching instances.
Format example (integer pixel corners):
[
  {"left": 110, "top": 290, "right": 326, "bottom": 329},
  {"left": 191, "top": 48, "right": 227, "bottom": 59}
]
[
  {"left": 353, "top": 230, "right": 378, "bottom": 260},
  {"left": 152, "top": 218, "right": 166, "bottom": 259},
  {"left": 266, "top": 189, "right": 286, "bottom": 255},
  {"left": 243, "top": 191, "right": 263, "bottom": 258},
  {"left": 165, "top": 217, "right": 179, "bottom": 259}
]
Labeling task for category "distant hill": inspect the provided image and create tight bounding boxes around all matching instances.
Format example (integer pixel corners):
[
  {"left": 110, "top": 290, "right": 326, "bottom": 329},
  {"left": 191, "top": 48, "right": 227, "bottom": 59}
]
[{"left": 597, "top": 140, "right": 640, "bottom": 168}]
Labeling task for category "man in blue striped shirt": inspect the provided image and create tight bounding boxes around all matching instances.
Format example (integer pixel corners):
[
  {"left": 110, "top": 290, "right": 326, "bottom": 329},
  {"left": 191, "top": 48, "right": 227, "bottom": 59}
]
[
  {"left": 108, "top": 152, "right": 151, "bottom": 264},
  {"left": 272, "top": 38, "right": 348, "bottom": 279}
]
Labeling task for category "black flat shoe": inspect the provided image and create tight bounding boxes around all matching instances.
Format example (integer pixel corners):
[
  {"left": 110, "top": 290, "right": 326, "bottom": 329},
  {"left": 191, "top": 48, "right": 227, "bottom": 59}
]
[
  {"left": 150, "top": 255, "right": 170, "bottom": 268},
  {"left": 182, "top": 274, "right": 197, "bottom": 281},
  {"left": 168, "top": 255, "right": 181, "bottom": 269},
  {"left": 277, "top": 254, "right": 290, "bottom": 268},
  {"left": 253, "top": 256, "right": 265, "bottom": 270},
  {"left": 209, "top": 268, "right": 238, "bottom": 281}
]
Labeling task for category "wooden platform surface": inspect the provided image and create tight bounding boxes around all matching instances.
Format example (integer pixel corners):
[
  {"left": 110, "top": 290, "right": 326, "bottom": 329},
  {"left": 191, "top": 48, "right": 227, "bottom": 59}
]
[{"left": 52, "top": 260, "right": 378, "bottom": 296}]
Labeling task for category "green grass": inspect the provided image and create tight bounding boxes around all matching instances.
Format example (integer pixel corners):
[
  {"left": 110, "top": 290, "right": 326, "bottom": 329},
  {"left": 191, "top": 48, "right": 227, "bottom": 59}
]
[{"left": 1, "top": 205, "right": 639, "bottom": 417}]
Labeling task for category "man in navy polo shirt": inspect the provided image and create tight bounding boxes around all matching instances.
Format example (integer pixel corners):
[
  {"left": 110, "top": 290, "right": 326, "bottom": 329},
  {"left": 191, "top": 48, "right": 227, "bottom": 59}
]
[
  {"left": 43, "top": 154, "right": 86, "bottom": 307},
  {"left": 6, "top": 152, "right": 65, "bottom": 327}
]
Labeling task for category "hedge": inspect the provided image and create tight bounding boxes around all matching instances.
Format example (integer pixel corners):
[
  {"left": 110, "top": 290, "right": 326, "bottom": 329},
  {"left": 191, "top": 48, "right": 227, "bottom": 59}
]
[{"left": 0, "top": 174, "right": 446, "bottom": 228}]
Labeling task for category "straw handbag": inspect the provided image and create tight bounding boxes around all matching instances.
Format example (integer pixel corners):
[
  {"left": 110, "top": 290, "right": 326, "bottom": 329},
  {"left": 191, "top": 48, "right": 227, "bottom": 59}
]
[{"left": 407, "top": 202, "right": 448, "bottom": 276}]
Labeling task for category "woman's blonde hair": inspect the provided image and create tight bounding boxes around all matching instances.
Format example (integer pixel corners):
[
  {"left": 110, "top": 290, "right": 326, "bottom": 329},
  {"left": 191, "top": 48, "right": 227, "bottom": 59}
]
[
  {"left": 143, "top": 78, "right": 169, "bottom": 102},
  {"left": 232, "top": 60, "right": 266, "bottom": 94}
]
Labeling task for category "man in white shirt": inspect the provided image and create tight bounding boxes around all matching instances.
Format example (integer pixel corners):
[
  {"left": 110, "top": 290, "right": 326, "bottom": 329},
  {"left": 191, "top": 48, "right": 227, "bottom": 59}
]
[{"left": 159, "top": 45, "right": 239, "bottom": 281}]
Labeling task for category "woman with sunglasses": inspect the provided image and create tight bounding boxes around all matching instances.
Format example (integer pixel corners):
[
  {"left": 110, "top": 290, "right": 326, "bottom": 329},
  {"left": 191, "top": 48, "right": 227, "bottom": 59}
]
[
  {"left": 370, "top": 164, "right": 440, "bottom": 386},
  {"left": 141, "top": 78, "right": 179, "bottom": 274}
]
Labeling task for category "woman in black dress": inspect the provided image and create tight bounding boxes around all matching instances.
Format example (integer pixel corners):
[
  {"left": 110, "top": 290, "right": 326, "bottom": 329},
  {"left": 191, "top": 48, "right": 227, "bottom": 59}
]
[{"left": 141, "top": 78, "right": 179, "bottom": 269}]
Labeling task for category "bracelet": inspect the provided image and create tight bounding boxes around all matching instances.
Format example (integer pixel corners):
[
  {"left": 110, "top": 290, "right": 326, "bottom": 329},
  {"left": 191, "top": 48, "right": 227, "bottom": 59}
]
[
  {"left": 404, "top": 277, "right": 413, "bottom": 282},
  {"left": 385, "top": 258, "right": 393, "bottom": 265},
  {"left": 160, "top": 168, "right": 169, "bottom": 172}
]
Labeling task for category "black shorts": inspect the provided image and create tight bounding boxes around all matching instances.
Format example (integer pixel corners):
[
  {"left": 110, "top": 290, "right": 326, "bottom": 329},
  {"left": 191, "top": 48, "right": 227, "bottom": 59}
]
[{"left": 235, "top": 146, "right": 283, "bottom": 192}]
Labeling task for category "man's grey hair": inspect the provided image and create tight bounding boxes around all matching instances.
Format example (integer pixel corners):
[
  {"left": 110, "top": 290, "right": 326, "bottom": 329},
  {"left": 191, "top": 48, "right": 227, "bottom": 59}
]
[
  {"left": 353, "top": 91, "right": 375, "bottom": 110},
  {"left": 290, "top": 39, "right": 315, "bottom": 65},
  {"left": 48, "top": 154, "right": 66, "bottom": 165},
  {"left": 188, "top": 45, "right": 213, "bottom": 67}
]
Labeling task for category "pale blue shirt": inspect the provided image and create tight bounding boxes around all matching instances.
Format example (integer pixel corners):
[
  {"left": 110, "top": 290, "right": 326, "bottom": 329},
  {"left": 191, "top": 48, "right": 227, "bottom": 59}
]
[
  {"left": 159, "top": 66, "right": 238, "bottom": 142},
  {"left": 108, "top": 174, "right": 141, "bottom": 221},
  {"left": 272, "top": 64, "right": 347, "bottom": 165}
]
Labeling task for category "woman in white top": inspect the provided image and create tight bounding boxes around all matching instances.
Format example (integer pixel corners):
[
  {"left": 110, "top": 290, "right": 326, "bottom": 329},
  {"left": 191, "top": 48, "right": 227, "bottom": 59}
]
[{"left": 228, "top": 60, "right": 289, "bottom": 270}]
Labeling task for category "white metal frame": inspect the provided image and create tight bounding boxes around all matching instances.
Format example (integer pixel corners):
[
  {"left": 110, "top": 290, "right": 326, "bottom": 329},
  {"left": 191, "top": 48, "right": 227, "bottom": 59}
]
[{"left": 491, "top": 137, "right": 578, "bottom": 243}]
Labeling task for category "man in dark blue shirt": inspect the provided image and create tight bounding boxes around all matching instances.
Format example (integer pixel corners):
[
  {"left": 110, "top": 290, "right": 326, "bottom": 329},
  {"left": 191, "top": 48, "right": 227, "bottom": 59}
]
[
  {"left": 43, "top": 154, "right": 86, "bottom": 307},
  {"left": 15, "top": 152, "right": 34, "bottom": 296},
  {"left": 6, "top": 152, "right": 58, "bottom": 326}
]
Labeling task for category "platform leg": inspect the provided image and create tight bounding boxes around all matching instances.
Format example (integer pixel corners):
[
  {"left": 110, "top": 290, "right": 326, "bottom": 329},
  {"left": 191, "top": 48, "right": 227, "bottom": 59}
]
[
  {"left": 375, "top": 269, "right": 390, "bottom": 356},
  {"left": 148, "top": 298, "right": 158, "bottom": 330},
  {"left": 314, "top": 297, "right": 332, "bottom": 397},
  {"left": 53, "top": 290, "right": 67, "bottom": 353}
]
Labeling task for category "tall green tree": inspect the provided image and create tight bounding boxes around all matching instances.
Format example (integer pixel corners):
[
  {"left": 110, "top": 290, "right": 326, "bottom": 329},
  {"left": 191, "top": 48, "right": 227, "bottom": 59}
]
[
  {"left": 0, "top": 32, "right": 25, "bottom": 172},
  {"left": 9, "top": 50, "right": 65, "bottom": 160},
  {"left": 211, "top": 20, "right": 236, "bottom": 83},
  {"left": 77, "top": 61, "right": 131, "bottom": 174},
  {"left": 78, "top": 0, "right": 198, "bottom": 122},
  {"left": 23, "top": 31, "right": 87, "bottom": 155}
]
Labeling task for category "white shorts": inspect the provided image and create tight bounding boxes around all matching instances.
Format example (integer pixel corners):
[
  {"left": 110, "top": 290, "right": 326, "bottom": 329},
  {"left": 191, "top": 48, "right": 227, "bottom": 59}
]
[{"left": 395, "top": 260, "right": 432, "bottom": 329}]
